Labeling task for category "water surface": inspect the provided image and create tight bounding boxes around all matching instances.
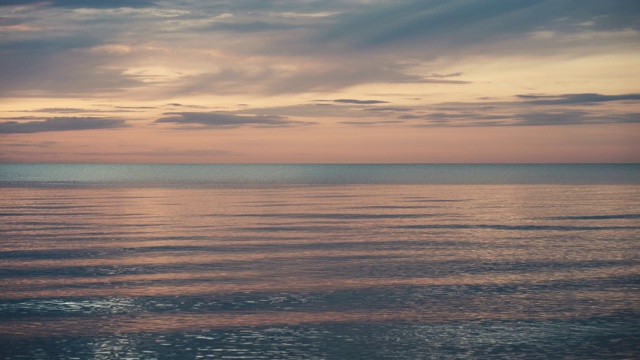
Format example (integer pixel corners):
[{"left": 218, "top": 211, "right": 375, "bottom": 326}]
[{"left": 1, "top": 164, "right": 639, "bottom": 358}]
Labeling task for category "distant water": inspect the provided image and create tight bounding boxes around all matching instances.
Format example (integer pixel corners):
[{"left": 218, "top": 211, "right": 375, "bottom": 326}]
[
  {"left": 1, "top": 163, "right": 639, "bottom": 186},
  {"left": 1, "top": 164, "right": 639, "bottom": 359}
]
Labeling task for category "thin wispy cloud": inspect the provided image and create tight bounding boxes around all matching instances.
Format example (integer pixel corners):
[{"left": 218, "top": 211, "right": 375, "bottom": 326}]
[
  {"left": 6, "top": 141, "right": 57, "bottom": 148},
  {"left": 154, "top": 112, "right": 313, "bottom": 129},
  {"left": 82, "top": 149, "right": 237, "bottom": 157},
  {"left": 0, "top": 0, "right": 157, "bottom": 8},
  {"left": 334, "top": 99, "right": 389, "bottom": 105},
  {"left": 517, "top": 93, "right": 640, "bottom": 105},
  {"left": 0, "top": 117, "right": 126, "bottom": 134}
]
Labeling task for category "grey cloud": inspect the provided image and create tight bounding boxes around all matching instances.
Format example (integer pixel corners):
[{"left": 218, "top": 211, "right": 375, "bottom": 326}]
[
  {"left": 0, "top": 36, "right": 102, "bottom": 53},
  {"left": 115, "top": 106, "right": 155, "bottom": 109},
  {"left": 425, "top": 112, "right": 511, "bottom": 120},
  {"left": 6, "top": 141, "right": 57, "bottom": 148},
  {"left": 234, "top": 103, "right": 374, "bottom": 119},
  {"left": 405, "top": 111, "right": 640, "bottom": 127},
  {"left": 0, "top": 116, "right": 43, "bottom": 121},
  {"left": 563, "top": 1, "right": 640, "bottom": 32},
  {"left": 54, "top": 0, "right": 156, "bottom": 8},
  {"left": 421, "top": 72, "right": 470, "bottom": 84},
  {"left": 0, "top": 0, "right": 156, "bottom": 8},
  {"left": 268, "top": 64, "right": 430, "bottom": 94},
  {"left": 0, "top": 31, "right": 143, "bottom": 97},
  {"left": 164, "top": 103, "right": 208, "bottom": 109},
  {"left": 0, "top": 41, "right": 143, "bottom": 97},
  {"left": 0, "top": 16, "right": 25, "bottom": 26},
  {"left": 421, "top": 78, "right": 471, "bottom": 85},
  {"left": 20, "top": 108, "right": 139, "bottom": 114},
  {"left": 0, "top": 117, "right": 126, "bottom": 134},
  {"left": 190, "top": 0, "right": 349, "bottom": 15},
  {"left": 165, "top": 61, "right": 432, "bottom": 96},
  {"left": 365, "top": 107, "right": 413, "bottom": 112},
  {"left": 434, "top": 93, "right": 640, "bottom": 113},
  {"left": 138, "top": 149, "right": 236, "bottom": 157},
  {"left": 428, "top": 72, "right": 463, "bottom": 78},
  {"left": 339, "top": 120, "right": 406, "bottom": 127},
  {"left": 201, "top": 21, "right": 303, "bottom": 33},
  {"left": 398, "top": 114, "right": 423, "bottom": 120},
  {"left": 154, "top": 112, "right": 313, "bottom": 128},
  {"left": 514, "top": 111, "right": 590, "bottom": 126},
  {"left": 517, "top": 93, "right": 640, "bottom": 105},
  {"left": 81, "top": 149, "right": 237, "bottom": 157},
  {"left": 0, "top": 0, "right": 39, "bottom": 5},
  {"left": 324, "top": 0, "right": 546, "bottom": 48},
  {"left": 0, "top": 65, "right": 143, "bottom": 97},
  {"left": 434, "top": 104, "right": 499, "bottom": 112},
  {"left": 514, "top": 112, "right": 640, "bottom": 126},
  {"left": 334, "top": 99, "right": 388, "bottom": 105},
  {"left": 28, "top": 108, "right": 93, "bottom": 114},
  {"left": 400, "top": 112, "right": 514, "bottom": 127},
  {"left": 323, "top": 0, "right": 640, "bottom": 51}
]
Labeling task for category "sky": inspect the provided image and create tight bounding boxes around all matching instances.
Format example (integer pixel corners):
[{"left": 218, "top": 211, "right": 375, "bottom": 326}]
[{"left": 0, "top": 0, "right": 639, "bottom": 163}]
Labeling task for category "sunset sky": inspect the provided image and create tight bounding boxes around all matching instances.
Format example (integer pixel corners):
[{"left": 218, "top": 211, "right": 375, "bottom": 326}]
[{"left": 1, "top": 0, "right": 639, "bottom": 163}]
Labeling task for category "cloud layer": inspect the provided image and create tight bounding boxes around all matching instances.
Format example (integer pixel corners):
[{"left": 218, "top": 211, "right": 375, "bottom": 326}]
[
  {"left": 0, "top": 0, "right": 156, "bottom": 8},
  {"left": 0, "top": 0, "right": 639, "bottom": 163},
  {"left": 155, "top": 112, "right": 313, "bottom": 129},
  {"left": 0, "top": 117, "right": 126, "bottom": 134}
]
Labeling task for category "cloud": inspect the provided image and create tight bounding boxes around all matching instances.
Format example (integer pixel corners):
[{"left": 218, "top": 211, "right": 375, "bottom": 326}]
[
  {"left": 1, "top": 36, "right": 102, "bottom": 53},
  {"left": 422, "top": 112, "right": 511, "bottom": 120},
  {"left": 0, "top": 117, "right": 126, "bottom": 134},
  {"left": 154, "top": 112, "right": 313, "bottom": 128},
  {"left": 322, "top": 0, "right": 640, "bottom": 58},
  {"left": 165, "top": 60, "right": 436, "bottom": 96},
  {"left": 323, "top": 0, "right": 546, "bottom": 48},
  {"left": 0, "top": 0, "right": 156, "bottom": 8},
  {"left": 27, "top": 108, "right": 96, "bottom": 114},
  {"left": 566, "top": 1, "right": 640, "bottom": 32},
  {"left": 17, "top": 107, "right": 139, "bottom": 114},
  {"left": 365, "top": 107, "right": 413, "bottom": 112},
  {"left": 138, "top": 149, "right": 236, "bottom": 157},
  {"left": 0, "top": 16, "right": 26, "bottom": 26},
  {"left": 400, "top": 111, "right": 640, "bottom": 128},
  {"left": 428, "top": 72, "right": 463, "bottom": 78},
  {"left": 200, "top": 20, "right": 303, "bottom": 33},
  {"left": 6, "top": 141, "right": 57, "bottom": 148},
  {"left": 334, "top": 99, "right": 388, "bottom": 105},
  {"left": 0, "top": 35, "right": 143, "bottom": 97},
  {"left": 517, "top": 93, "right": 640, "bottom": 105},
  {"left": 397, "top": 114, "right": 423, "bottom": 120},
  {"left": 514, "top": 111, "right": 640, "bottom": 126},
  {"left": 339, "top": 120, "right": 406, "bottom": 127},
  {"left": 164, "top": 103, "right": 208, "bottom": 109},
  {"left": 80, "top": 149, "right": 237, "bottom": 157},
  {"left": 234, "top": 103, "right": 375, "bottom": 119},
  {"left": 400, "top": 112, "right": 514, "bottom": 127},
  {"left": 0, "top": 2, "right": 473, "bottom": 99}
]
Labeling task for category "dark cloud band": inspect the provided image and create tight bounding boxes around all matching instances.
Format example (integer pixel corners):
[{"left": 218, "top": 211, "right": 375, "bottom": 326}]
[
  {"left": 334, "top": 99, "right": 389, "bottom": 105},
  {"left": 517, "top": 93, "right": 640, "bottom": 105},
  {"left": 0, "top": 117, "right": 126, "bottom": 134},
  {"left": 155, "top": 112, "right": 313, "bottom": 128},
  {"left": 0, "top": 0, "right": 156, "bottom": 8}
]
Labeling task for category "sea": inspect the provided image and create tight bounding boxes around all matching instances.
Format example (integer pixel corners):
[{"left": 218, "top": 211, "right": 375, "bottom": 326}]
[{"left": 0, "top": 164, "right": 639, "bottom": 359}]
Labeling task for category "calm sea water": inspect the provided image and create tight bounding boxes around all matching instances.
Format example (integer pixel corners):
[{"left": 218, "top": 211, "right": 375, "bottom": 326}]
[{"left": 1, "top": 164, "right": 639, "bottom": 359}]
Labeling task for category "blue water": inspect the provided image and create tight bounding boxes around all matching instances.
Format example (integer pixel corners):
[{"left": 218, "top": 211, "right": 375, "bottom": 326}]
[
  {"left": 1, "top": 163, "right": 639, "bottom": 186},
  {"left": 1, "top": 164, "right": 639, "bottom": 358}
]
